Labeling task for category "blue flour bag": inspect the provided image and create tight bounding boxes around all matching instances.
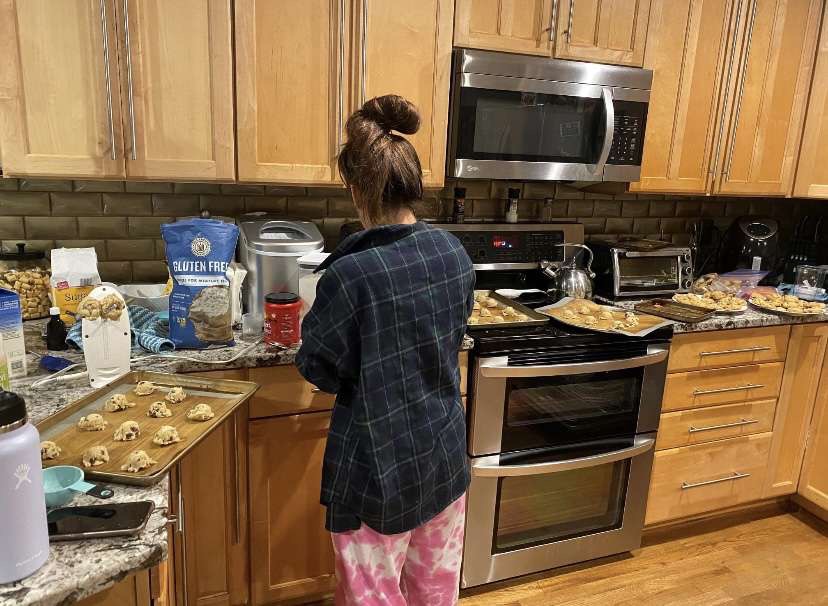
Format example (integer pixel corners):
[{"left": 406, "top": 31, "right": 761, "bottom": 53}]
[{"left": 161, "top": 219, "right": 239, "bottom": 348}]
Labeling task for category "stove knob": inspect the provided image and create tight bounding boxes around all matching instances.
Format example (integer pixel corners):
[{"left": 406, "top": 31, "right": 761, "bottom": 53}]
[{"left": 682, "top": 279, "right": 693, "bottom": 289}]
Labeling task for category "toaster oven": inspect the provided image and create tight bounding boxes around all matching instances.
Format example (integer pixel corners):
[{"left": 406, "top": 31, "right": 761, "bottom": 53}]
[{"left": 589, "top": 239, "right": 693, "bottom": 299}]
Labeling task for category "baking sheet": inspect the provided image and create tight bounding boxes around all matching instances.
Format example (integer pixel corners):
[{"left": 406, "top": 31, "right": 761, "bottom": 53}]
[
  {"left": 537, "top": 297, "right": 674, "bottom": 337},
  {"left": 467, "top": 291, "right": 549, "bottom": 330}
]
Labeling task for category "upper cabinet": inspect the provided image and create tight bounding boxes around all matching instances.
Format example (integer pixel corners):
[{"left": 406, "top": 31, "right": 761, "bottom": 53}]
[
  {"left": 794, "top": 3, "right": 828, "bottom": 199},
  {"left": 713, "top": 0, "right": 822, "bottom": 196},
  {"left": 0, "top": 0, "right": 126, "bottom": 178},
  {"left": 115, "top": 0, "right": 235, "bottom": 181},
  {"left": 360, "top": 0, "right": 454, "bottom": 188},
  {"left": 454, "top": 0, "right": 555, "bottom": 56},
  {"left": 554, "top": 0, "right": 652, "bottom": 66},
  {"left": 632, "top": 0, "right": 737, "bottom": 194},
  {"left": 0, "top": 0, "right": 235, "bottom": 180}
]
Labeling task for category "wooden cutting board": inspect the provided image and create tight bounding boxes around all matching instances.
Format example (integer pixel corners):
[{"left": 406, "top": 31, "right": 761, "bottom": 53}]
[{"left": 37, "top": 371, "right": 258, "bottom": 485}]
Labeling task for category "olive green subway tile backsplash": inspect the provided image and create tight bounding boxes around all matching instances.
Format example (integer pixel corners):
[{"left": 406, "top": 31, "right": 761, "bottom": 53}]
[{"left": 0, "top": 177, "right": 824, "bottom": 284}]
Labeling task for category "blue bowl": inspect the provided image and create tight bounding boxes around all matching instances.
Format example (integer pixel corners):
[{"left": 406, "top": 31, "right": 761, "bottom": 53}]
[{"left": 42, "top": 466, "right": 94, "bottom": 508}]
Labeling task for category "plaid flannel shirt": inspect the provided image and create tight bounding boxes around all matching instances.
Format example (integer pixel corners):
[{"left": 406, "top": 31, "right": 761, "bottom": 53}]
[{"left": 295, "top": 222, "right": 475, "bottom": 534}]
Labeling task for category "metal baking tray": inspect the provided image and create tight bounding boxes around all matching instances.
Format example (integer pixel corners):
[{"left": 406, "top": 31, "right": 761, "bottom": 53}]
[
  {"left": 466, "top": 291, "right": 549, "bottom": 331},
  {"left": 37, "top": 371, "right": 258, "bottom": 486},
  {"left": 635, "top": 299, "right": 715, "bottom": 323}
]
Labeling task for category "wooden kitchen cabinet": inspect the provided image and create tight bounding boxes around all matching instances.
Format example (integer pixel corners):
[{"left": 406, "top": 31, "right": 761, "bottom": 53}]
[
  {"left": 249, "top": 411, "right": 335, "bottom": 605},
  {"left": 794, "top": 3, "right": 828, "bottom": 198},
  {"left": 76, "top": 570, "right": 152, "bottom": 606},
  {"left": 553, "top": 0, "right": 652, "bottom": 67},
  {"left": 236, "top": 0, "right": 351, "bottom": 184},
  {"left": 453, "top": 0, "right": 556, "bottom": 56},
  {"left": 631, "top": 0, "right": 737, "bottom": 194},
  {"left": 115, "top": 0, "right": 235, "bottom": 180},
  {"left": 0, "top": 0, "right": 126, "bottom": 178},
  {"left": 359, "top": 0, "right": 454, "bottom": 188},
  {"left": 713, "top": 0, "right": 822, "bottom": 196},
  {"left": 796, "top": 329, "right": 828, "bottom": 514}
]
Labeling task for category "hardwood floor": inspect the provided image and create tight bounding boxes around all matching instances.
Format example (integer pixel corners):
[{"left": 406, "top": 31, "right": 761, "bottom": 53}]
[{"left": 459, "top": 508, "right": 828, "bottom": 605}]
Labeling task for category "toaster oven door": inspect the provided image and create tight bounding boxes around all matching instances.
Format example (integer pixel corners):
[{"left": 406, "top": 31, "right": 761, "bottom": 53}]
[{"left": 614, "top": 254, "right": 686, "bottom": 296}]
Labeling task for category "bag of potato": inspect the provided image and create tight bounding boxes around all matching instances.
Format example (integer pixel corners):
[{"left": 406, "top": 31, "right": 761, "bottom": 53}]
[
  {"left": 50, "top": 247, "right": 102, "bottom": 325},
  {"left": 0, "top": 243, "right": 51, "bottom": 320}
]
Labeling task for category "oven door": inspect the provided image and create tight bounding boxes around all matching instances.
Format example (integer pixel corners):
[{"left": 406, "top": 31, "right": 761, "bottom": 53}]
[
  {"left": 469, "top": 345, "right": 668, "bottom": 456},
  {"left": 450, "top": 73, "right": 615, "bottom": 181},
  {"left": 461, "top": 433, "right": 655, "bottom": 588}
]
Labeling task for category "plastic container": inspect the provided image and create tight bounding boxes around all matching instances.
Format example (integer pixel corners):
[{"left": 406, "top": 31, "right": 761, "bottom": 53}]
[
  {"left": 0, "top": 391, "right": 49, "bottom": 583},
  {"left": 297, "top": 252, "right": 330, "bottom": 319},
  {"left": 264, "top": 292, "right": 302, "bottom": 346},
  {"left": 794, "top": 265, "right": 828, "bottom": 301},
  {"left": 0, "top": 243, "right": 51, "bottom": 320}
]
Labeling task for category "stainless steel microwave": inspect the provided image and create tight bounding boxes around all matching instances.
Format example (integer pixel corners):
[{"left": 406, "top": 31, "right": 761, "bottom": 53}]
[{"left": 447, "top": 49, "right": 653, "bottom": 182}]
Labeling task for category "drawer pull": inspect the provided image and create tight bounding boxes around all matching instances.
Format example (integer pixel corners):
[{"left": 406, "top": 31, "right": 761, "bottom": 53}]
[
  {"left": 681, "top": 471, "right": 751, "bottom": 490},
  {"left": 311, "top": 386, "right": 321, "bottom": 393},
  {"left": 693, "top": 383, "right": 763, "bottom": 396},
  {"left": 698, "top": 346, "right": 770, "bottom": 357},
  {"left": 689, "top": 418, "right": 759, "bottom": 433}
]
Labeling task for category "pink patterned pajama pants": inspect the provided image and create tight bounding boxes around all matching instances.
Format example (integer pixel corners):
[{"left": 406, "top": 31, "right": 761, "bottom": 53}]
[{"left": 331, "top": 495, "right": 466, "bottom": 606}]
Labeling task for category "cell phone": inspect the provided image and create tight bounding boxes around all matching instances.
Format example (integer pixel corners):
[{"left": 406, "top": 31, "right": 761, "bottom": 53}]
[{"left": 47, "top": 501, "right": 155, "bottom": 542}]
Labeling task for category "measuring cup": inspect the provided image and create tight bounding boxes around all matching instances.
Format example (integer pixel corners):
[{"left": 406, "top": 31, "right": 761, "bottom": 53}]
[{"left": 42, "top": 466, "right": 115, "bottom": 508}]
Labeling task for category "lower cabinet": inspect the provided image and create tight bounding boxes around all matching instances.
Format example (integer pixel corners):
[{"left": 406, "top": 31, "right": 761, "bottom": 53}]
[
  {"left": 75, "top": 569, "right": 152, "bottom": 606},
  {"left": 248, "top": 411, "right": 335, "bottom": 605},
  {"left": 797, "top": 326, "right": 828, "bottom": 514}
]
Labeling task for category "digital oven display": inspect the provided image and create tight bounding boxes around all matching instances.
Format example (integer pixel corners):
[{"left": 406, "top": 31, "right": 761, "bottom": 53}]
[{"left": 492, "top": 235, "right": 518, "bottom": 250}]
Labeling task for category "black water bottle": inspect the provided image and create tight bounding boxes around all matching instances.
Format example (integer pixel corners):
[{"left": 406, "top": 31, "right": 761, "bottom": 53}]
[{"left": 45, "top": 306, "right": 67, "bottom": 351}]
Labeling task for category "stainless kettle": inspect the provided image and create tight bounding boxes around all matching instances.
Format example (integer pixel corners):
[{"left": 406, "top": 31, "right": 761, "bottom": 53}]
[{"left": 542, "top": 243, "right": 595, "bottom": 300}]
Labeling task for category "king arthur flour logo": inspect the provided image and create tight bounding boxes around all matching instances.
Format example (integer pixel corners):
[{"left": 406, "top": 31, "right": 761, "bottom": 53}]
[{"left": 191, "top": 236, "right": 211, "bottom": 257}]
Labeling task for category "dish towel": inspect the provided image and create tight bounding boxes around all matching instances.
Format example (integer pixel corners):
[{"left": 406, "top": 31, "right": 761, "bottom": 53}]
[{"left": 66, "top": 305, "right": 175, "bottom": 353}]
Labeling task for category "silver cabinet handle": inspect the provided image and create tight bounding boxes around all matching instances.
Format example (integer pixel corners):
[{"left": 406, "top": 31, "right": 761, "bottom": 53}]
[
  {"left": 548, "top": 0, "right": 559, "bottom": 42},
  {"left": 232, "top": 413, "right": 241, "bottom": 545},
  {"left": 360, "top": 0, "right": 368, "bottom": 105},
  {"left": 98, "top": 0, "right": 116, "bottom": 160},
  {"left": 176, "top": 469, "right": 185, "bottom": 535},
  {"left": 336, "top": 0, "right": 346, "bottom": 153},
  {"left": 689, "top": 418, "right": 759, "bottom": 433},
  {"left": 595, "top": 87, "right": 615, "bottom": 175},
  {"left": 311, "top": 386, "right": 321, "bottom": 393},
  {"left": 565, "top": 0, "right": 575, "bottom": 43},
  {"left": 698, "top": 345, "right": 770, "bottom": 357},
  {"left": 681, "top": 471, "right": 750, "bottom": 490},
  {"left": 473, "top": 435, "right": 654, "bottom": 477},
  {"left": 122, "top": 0, "right": 137, "bottom": 160},
  {"left": 692, "top": 383, "right": 764, "bottom": 396},
  {"left": 722, "top": 0, "right": 757, "bottom": 179},
  {"left": 479, "top": 346, "right": 667, "bottom": 378}
]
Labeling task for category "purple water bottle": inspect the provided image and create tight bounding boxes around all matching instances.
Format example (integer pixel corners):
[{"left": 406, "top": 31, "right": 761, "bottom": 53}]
[{"left": 0, "top": 391, "right": 49, "bottom": 582}]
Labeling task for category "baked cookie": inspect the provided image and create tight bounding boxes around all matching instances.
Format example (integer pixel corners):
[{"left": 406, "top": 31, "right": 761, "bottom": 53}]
[
  {"left": 40, "top": 441, "right": 61, "bottom": 461},
  {"left": 147, "top": 401, "right": 173, "bottom": 418},
  {"left": 121, "top": 450, "right": 156, "bottom": 473},
  {"left": 77, "top": 297, "right": 102, "bottom": 320},
  {"left": 114, "top": 420, "right": 141, "bottom": 442},
  {"left": 100, "top": 294, "right": 125, "bottom": 321},
  {"left": 186, "top": 403, "right": 215, "bottom": 422},
  {"left": 77, "top": 413, "right": 107, "bottom": 432},
  {"left": 82, "top": 445, "right": 109, "bottom": 468}
]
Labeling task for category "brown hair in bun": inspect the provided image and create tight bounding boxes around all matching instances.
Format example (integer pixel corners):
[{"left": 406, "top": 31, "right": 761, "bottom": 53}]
[{"left": 338, "top": 94, "right": 423, "bottom": 226}]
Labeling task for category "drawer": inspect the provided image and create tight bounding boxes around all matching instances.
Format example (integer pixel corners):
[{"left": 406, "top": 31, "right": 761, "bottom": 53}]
[
  {"left": 662, "top": 362, "right": 783, "bottom": 412},
  {"left": 656, "top": 399, "right": 776, "bottom": 450},
  {"left": 249, "top": 366, "right": 335, "bottom": 418},
  {"left": 667, "top": 326, "right": 789, "bottom": 372},
  {"left": 645, "top": 432, "right": 772, "bottom": 525}
]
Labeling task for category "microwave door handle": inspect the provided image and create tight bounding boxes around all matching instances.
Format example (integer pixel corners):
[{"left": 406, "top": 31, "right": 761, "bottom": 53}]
[
  {"left": 596, "top": 87, "right": 615, "bottom": 173},
  {"left": 472, "top": 435, "right": 655, "bottom": 477},
  {"left": 478, "top": 346, "right": 668, "bottom": 378}
]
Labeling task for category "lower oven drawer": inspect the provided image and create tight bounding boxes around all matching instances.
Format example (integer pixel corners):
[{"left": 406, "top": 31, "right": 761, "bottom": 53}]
[
  {"left": 645, "top": 432, "right": 772, "bottom": 525},
  {"left": 661, "top": 362, "right": 784, "bottom": 412},
  {"left": 655, "top": 399, "right": 776, "bottom": 450}
]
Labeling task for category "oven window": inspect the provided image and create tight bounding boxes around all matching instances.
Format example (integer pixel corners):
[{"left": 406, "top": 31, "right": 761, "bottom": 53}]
[
  {"left": 457, "top": 88, "right": 604, "bottom": 163},
  {"left": 494, "top": 460, "right": 629, "bottom": 552},
  {"left": 501, "top": 368, "right": 642, "bottom": 452},
  {"left": 618, "top": 257, "right": 679, "bottom": 291}
]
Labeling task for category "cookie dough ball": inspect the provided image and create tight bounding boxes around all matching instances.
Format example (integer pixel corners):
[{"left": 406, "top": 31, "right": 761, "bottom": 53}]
[
  {"left": 492, "top": 316, "right": 506, "bottom": 323},
  {"left": 583, "top": 316, "right": 597, "bottom": 326},
  {"left": 578, "top": 305, "right": 592, "bottom": 315},
  {"left": 502, "top": 306, "right": 517, "bottom": 317},
  {"left": 562, "top": 309, "right": 576, "bottom": 320},
  {"left": 624, "top": 312, "right": 640, "bottom": 327},
  {"left": 104, "top": 393, "right": 135, "bottom": 412},
  {"left": 147, "top": 401, "right": 173, "bottom": 418},
  {"left": 114, "top": 420, "right": 141, "bottom": 442},
  {"left": 77, "top": 297, "right": 101, "bottom": 320},
  {"left": 134, "top": 381, "right": 156, "bottom": 396},
  {"left": 612, "top": 320, "right": 625, "bottom": 330},
  {"left": 474, "top": 291, "right": 488, "bottom": 303},
  {"left": 485, "top": 298, "right": 499, "bottom": 308},
  {"left": 77, "top": 413, "right": 107, "bottom": 432},
  {"left": 598, "top": 310, "right": 613, "bottom": 320},
  {"left": 100, "top": 294, "right": 125, "bottom": 321},
  {"left": 40, "top": 441, "right": 61, "bottom": 461},
  {"left": 468, "top": 316, "right": 480, "bottom": 325},
  {"left": 517, "top": 314, "right": 529, "bottom": 321},
  {"left": 82, "top": 445, "right": 109, "bottom": 468},
  {"left": 480, "top": 307, "right": 492, "bottom": 318},
  {"left": 186, "top": 403, "right": 215, "bottom": 422},
  {"left": 165, "top": 386, "right": 187, "bottom": 404},
  {"left": 121, "top": 450, "right": 156, "bottom": 473},
  {"left": 472, "top": 301, "right": 481, "bottom": 311},
  {"left": 152, "top": 425, "right": 182, "bottom": 447}
]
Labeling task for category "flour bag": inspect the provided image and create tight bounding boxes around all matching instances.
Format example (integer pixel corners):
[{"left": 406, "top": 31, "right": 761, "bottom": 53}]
[{"left": 161, "top": 219, "right": 239, "bottom": 348}]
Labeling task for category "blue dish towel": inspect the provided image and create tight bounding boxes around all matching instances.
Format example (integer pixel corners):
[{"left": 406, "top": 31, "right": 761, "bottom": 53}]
[{"left": 66, "top": 305, "right": 175, "bottom": 353}]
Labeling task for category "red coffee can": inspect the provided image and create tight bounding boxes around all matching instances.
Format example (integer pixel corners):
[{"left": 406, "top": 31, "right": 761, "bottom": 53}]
[{"left": 264, "top": 292, "right": 302, "bottom": 346}]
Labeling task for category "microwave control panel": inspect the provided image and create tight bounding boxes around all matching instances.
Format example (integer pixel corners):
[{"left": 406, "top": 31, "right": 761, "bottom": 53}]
[
  {"left": 454, "top": 230, "right": 566, "bottom": 263},
  {"left": 608, "top": 100, "right": 648, "bottom": 166}
]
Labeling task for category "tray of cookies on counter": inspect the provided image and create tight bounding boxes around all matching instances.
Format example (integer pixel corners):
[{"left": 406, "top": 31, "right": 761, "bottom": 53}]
[
  {"left": 467, "top": 291, "right": 549, "bottom": 330},
  {"left": 537, "top": 298, "right": 674, "bottom": 337},
  {"left": 748, "top": 292, "right": 826, "bottom": 317},
  {"left": 37, "top": 371, "right": 258, "bottom": 486}
]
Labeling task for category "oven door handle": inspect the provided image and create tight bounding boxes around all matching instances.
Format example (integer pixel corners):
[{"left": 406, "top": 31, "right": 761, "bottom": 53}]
[
  {"left": 478, "top": 347, "right": 668, "bottom": 378},
  {"left": 472, "top": 435, "right": 655, "bottom": 477}
]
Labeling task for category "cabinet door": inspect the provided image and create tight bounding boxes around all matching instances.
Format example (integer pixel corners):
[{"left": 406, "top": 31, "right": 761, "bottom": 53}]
[
  {"left": 793, "top": 3, "right": 828, "bottom": 198},
  {"left": 554, "top": 0, "right": 652, "bottom": 67},
  {"left": 631, "top": 0, "right": 737, "bottom": 194},
  {"left": 361, "top": 0, "right": 454, "bottom": 188},
  {"left": 798, "top": 333, "right": 828, "bottom": 513},
  {"left": 454, "top": 0, "right": 555, "bottom": 56},
  {"left": 236, "top": 0, "right": 349, "bottom": 183},
  {"left": 713, "top": 0, "right": 822, "bottom": 196},
  {"left": 249, "top": 412, "right": 335, "bottom": 605},
  {"left": 765, "top": 324, "right": 828, "bottom": 498},
  {"left": 0, "top": 0, "right": 125, "bottom": 178},
  {"left": 76, "top": 570, "right": 151, "bottom": 606},
  {"left": 116, "top": 0, "right": 234, "bottom": 180}
]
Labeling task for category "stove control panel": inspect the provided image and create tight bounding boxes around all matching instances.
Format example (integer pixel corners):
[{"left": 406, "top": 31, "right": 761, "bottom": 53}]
[{"left": 450, "top": 229, "right": 567, "bottom": 263}]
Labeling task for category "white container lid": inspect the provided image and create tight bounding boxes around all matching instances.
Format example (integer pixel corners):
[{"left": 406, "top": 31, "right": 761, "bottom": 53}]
[{"left": 297, "top": 252, "right": 330, "bottom": 269}]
